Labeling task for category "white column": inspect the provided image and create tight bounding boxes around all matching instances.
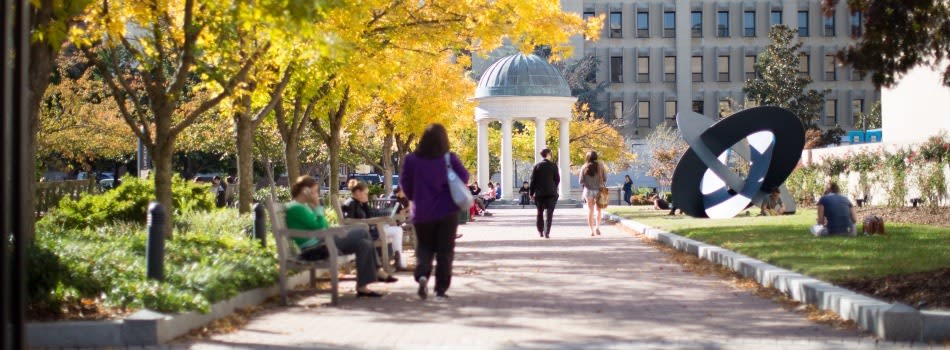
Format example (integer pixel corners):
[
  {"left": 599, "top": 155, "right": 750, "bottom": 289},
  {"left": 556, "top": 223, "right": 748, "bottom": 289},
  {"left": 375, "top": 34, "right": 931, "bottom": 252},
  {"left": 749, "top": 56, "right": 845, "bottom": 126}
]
[
  {"left": 535, "top": 117, "right": 547, "bottom": 164},
  {"left": 501, "top": 119, "right": 513, "bottom": 200},
  {"left": 559, "top": 118, "right": 571, "bottom": 199},
  {"left": 675, "top": 0, "right": 691, "bottom": 119},
  {"left": 477, "top": 119, "right": 490, "bottom": 190}
]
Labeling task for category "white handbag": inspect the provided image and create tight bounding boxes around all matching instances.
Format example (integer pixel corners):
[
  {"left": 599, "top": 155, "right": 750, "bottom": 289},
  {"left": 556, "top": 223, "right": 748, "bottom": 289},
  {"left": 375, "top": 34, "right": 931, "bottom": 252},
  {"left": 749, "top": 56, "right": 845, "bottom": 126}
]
[{"left": 445, "top": 153, "right": 474, "bottom": 211}]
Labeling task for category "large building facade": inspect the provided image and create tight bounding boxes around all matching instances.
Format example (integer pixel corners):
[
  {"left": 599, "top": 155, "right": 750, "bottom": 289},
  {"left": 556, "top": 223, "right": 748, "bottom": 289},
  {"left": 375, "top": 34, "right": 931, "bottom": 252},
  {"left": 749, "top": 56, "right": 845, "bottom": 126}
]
[{"left": 560, "top": 0, "right": 880, "bottom": 140}]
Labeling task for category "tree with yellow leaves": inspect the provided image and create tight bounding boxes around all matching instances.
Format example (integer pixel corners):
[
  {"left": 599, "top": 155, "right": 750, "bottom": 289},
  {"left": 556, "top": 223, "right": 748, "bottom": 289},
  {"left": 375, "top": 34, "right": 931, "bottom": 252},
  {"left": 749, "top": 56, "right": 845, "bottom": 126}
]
[{"left": 72, "top": 0, "right": 300, "bottom": 237}]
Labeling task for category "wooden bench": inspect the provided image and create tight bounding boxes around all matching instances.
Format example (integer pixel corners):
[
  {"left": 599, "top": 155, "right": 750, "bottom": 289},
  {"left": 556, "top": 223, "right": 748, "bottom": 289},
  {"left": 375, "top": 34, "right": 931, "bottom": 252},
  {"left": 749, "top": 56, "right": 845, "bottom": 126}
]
[
  {"left": 267, "top": 200, "right": 368, "bottom": 305},
  {"left": 333, "top": 201, "right": 408, "bottom": 273}
]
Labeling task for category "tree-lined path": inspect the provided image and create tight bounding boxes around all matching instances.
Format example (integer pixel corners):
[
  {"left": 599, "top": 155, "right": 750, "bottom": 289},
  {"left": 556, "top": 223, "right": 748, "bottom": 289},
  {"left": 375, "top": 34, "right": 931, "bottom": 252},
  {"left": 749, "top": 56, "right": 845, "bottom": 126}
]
[{"left": 184, "top": 208, "right": 885, "bottom": 349}]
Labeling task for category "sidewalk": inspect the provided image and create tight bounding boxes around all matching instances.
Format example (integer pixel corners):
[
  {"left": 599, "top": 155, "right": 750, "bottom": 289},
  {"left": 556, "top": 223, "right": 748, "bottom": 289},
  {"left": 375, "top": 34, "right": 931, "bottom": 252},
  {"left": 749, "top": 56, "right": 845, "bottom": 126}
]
[{"left": 182, "top": 208, "right": 894, "bottom": 350}]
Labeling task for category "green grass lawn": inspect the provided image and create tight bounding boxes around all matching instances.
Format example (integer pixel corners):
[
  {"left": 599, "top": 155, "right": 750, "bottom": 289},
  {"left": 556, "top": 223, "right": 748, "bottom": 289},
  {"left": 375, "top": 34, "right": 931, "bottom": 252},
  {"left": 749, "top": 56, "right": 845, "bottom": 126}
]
[{"left": 607, "top": 206, "right": 950, "bottom": 282}]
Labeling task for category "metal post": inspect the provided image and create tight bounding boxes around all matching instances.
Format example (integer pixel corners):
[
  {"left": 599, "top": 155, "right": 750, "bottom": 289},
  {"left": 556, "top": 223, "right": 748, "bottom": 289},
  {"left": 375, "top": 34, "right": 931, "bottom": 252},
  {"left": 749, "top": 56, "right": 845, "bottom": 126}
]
[
  {"left": 146, "top": 202, "right": 166, "bottom": 281},
  {"left": 3, "top": 1, "right": 30, "bottom": 348},
  {"left": 253, "top": 203, "right": 266, "bottom": 247}
]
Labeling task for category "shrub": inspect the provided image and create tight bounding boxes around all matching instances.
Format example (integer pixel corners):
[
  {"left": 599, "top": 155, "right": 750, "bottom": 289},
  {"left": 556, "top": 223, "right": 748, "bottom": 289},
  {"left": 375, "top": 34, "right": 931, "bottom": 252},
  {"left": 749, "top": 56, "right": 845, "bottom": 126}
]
[
  {"left": 28, "top": 209, "right": 277, "bottom": 317},
  {"left": 253, "top": 186, "right": 291, "bottom": 204},
  {"left": 40, "top": 175, "right": 214, "bottom": 230}
]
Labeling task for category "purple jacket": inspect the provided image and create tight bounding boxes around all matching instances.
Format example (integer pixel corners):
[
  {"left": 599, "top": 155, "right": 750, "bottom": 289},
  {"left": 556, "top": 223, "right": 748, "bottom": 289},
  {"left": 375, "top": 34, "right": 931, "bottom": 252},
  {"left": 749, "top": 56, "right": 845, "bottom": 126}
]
[{"left": 400, "top": 152, "right": 470, "bottom": 224}]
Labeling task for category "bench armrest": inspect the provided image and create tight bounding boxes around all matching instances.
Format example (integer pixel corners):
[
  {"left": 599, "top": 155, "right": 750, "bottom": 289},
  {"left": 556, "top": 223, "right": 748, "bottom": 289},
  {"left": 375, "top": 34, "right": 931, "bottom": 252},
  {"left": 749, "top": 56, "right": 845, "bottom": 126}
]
[
  {"left": 278, "top": 223, "right": 370, "bottom": 239},
  {"left": 341, "top": 217, "right": 397, "bottom": 226}
]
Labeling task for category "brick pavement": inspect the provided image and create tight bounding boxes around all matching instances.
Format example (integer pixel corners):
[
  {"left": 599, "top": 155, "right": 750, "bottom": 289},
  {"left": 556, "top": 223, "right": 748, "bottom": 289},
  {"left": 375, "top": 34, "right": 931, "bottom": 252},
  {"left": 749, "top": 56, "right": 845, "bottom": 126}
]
[{"left": 181, "top": 208, "right": 911, "bottom": 350}]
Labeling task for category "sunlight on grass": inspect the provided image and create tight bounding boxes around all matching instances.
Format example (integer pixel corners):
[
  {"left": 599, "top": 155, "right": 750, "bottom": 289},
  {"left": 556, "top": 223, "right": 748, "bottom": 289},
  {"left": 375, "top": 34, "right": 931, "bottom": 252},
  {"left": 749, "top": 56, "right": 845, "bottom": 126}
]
[{"left": 607, "top": 206, "right": 950, "bottom": 282}]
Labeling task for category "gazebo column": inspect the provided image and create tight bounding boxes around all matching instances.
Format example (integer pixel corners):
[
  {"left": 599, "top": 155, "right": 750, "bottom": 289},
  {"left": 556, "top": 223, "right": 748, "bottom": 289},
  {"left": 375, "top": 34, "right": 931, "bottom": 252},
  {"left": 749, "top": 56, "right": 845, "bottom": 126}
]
[
  {"left": 477, "top": 119, "right": 490, "bottom": 191},
  {"left": 501, "top": 119, "right": 513, "bottom": 200},
  {"left": 559, "top": 118, "right": 571, "bottom": 198},
  {"left": 535, "top": 117, "right": 547, "bottom": 164}
]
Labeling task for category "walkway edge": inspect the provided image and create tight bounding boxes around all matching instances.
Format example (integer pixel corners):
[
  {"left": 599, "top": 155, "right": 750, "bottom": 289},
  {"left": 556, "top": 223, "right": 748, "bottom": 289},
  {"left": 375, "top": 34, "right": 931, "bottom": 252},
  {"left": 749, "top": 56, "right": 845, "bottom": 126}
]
[
  {"left": 26, "top": 271, "right": 314, "bottom": 347},
  {"left": 604, "top": 213, "right": 950, "bottom": 343}
]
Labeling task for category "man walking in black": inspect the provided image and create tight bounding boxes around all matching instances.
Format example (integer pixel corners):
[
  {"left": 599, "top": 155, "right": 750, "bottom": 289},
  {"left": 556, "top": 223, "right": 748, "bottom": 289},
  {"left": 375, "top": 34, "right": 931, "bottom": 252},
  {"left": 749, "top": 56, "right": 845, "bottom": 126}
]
[{"left": 529, "top": 148, "right": 560, "bottom": 238}]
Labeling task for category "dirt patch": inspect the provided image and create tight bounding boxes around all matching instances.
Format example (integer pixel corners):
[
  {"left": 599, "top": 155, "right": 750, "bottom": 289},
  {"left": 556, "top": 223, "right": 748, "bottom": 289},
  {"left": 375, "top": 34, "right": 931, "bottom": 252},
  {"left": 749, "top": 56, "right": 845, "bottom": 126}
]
[
  {"left": 854, "top": 206, "right": 950, "bottom": 228},
  {"left": 836, "top": 269, "right": 950, "bottom": 310}
]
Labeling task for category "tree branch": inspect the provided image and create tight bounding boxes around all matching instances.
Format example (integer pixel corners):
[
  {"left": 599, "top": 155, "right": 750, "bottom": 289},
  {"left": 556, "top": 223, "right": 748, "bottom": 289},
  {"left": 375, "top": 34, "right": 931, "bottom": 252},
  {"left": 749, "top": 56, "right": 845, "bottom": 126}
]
[
  {"left": 251, "top": 66, "right": 294, "bottom": 126},
  {"left": 167, "top": 0, "right": 205, "bottom": 95}
]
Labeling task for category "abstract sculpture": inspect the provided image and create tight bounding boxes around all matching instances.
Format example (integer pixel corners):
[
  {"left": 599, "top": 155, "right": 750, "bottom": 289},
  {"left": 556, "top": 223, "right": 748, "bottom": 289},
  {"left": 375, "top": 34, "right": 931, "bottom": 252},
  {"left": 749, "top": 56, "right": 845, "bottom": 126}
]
[{"left": 671, "top": 107, "right": 805, "bottom": 218}]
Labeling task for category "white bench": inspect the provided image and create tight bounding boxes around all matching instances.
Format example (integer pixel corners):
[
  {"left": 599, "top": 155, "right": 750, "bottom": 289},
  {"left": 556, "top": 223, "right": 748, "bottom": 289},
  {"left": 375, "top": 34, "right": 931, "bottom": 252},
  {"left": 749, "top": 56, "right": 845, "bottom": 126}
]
[{"left": 267, "top": 200, "right": 367, "bottom": 305}]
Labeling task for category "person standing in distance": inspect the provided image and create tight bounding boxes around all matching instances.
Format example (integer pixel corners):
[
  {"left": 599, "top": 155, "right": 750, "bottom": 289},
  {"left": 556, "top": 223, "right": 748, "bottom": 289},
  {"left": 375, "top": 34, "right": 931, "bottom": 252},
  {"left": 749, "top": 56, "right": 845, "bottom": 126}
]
[
  {"left": 529, "top": 148, "right": 560, "bottom": 239},
  {"left": 400, "top": 123, "right": 469, "bottom": 301},
  {"left": 579, "top": 151, "right": 606, "bottom": 236}
]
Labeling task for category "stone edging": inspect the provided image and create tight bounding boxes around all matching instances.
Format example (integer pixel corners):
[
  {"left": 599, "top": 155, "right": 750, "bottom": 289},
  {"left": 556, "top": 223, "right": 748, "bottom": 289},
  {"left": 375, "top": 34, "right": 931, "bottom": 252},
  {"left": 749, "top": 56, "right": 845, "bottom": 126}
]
[
  {"left": 604, "top": 213, "right": 950, "bottom": 342},
  {"left": 26, "top": 271, "right": 313, "bottom": 347}
]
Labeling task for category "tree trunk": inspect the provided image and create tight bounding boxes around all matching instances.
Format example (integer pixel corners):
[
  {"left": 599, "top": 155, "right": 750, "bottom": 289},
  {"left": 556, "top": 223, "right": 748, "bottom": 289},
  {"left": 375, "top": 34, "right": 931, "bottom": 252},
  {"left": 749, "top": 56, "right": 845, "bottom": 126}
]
[
  {"left": 284, "top": 135, "right": 300, "bottom": 184},
  {"left": 328, "top": 128, "right": 342, "bottom": 211},
  {"left": 235, "top": 110, "right": 255, "bottom": 213},
  {"left": 26, "top": 24, "right": 55, "bottom": 243},
  {"left": 151, "top": 141, "right": 176, "bottom": 238},
  {"left": 381, "top": 131, "right": 394, "bottom": 195}
]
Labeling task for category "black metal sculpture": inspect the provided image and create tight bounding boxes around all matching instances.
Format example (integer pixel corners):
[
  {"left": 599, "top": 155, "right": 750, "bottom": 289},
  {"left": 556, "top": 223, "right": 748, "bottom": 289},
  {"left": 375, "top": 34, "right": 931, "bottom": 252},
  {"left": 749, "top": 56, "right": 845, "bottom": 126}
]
[{"left": 671, "top": 107, "right": 805, "bottom": 218}]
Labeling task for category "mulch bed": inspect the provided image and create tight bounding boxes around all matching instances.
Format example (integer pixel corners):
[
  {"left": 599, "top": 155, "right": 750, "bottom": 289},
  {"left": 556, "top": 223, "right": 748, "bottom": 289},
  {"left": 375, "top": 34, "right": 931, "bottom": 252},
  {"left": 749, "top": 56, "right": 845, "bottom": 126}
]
[
  {"left": 837, "top": 269, "right": 950, "bottom": 310},
  {"left": 854, "top": 206, "right": 950, "bottom": 228},
  {"left": 847, "top": 206, "right": 950, "bottom": 310}
]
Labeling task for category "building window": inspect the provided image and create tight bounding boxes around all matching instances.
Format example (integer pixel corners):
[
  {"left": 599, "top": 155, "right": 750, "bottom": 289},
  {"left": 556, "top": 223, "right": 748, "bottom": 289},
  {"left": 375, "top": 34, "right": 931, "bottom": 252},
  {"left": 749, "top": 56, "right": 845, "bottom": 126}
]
[
  {"left": 798, "top": 10, "right": 809, "bottom": 37},
  {"left": 637, "top": 11, "right": 649, "bottom": 38},
  {"left": 717, "top": 11, "right": 729, "bottom": 37},
  {"left": 691, "top": 56, "right": 703, "bottom": 82},
  {"left": 743, "top": 11, "right": 755, "bottom": 37},
  {"left": 637, "top": 101, "right": 651, "bottom": 127},
  {"left": 852, "top": 99, "right": 864, "bottom": 124},
  {"left": 665, "top": 101, "right": 677, "bottom": 122},
  {"left": 691, "top": 11, "right": 702, "bottom": 37},
  {"left": 850, "top": 11, "right": 863, "bottom": 36},
  {"left": 799, "top": 53, "right": 810, "bottom": 77},
  {"left": 664, "top": 11, "right": 676, "bottom": 37},
  {"left": 637, "top": 56, "right": 650, "bottom": 83},
  {"left": 824, "top": 99, "right": 838, "bottom": 126},
  {"left": 692, "top": 100, "right": 705, "bottom": 115},
  {"left": 613, "top": 101, "right": 624, "bottom": 121},
  {"left": 718, "top": 55, "right": 730, "bottom": 82},
  {"left": 824, "top": 12, "right": 835, "bottom": 36},
  {"left": 744, "top": 55, "right": 757, "bottom": 80},
  {"left": 610, "top": 12, "right": 623, "bottom": 38},
  {"left": 850, "top": 67, "right": 863, "bottom": 81},
  {"left": 583, "top": 11, "right": 595, "bottom": 40},
  {"left": 824, "top": 55, "right": 836, "bottom": 81},
  {"left": 611, "top": 56, "right": 624, "bottom": 83},
  {"left": 664, "top": 56, "right": 676, "bottom": 82},
  {"left": 770, "top": 10, "right": 782, "bottom": 27}
]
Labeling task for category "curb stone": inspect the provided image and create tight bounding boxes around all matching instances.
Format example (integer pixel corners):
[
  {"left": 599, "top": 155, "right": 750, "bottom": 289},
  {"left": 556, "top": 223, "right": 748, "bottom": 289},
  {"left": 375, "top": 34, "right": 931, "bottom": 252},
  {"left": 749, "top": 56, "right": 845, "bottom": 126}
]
[
  {"left": 26, "top": 271, "right": 314, "bottom": 347},
  {"left": 604, "top": 213, "right": 950, "bottom": 342}
]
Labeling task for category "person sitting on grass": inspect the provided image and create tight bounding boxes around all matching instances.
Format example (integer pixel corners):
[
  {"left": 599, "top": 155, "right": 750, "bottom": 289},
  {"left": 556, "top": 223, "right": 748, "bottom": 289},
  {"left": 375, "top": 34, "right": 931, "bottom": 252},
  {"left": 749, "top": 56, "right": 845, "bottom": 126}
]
[
  {"left": 285, "top": 176, "right": 396, "bottom": 298},
  {"left": 652, "top": 194, "right": 671, "bottom": 210},
  {"left": 760, "top": 188, "right": 785, "bottom": 216},
  {"left": 342, "top": 179, "right": 407, "bottom": 270},
  {"left": 815, "top": 181, "right": 857, "bottom": 236}
]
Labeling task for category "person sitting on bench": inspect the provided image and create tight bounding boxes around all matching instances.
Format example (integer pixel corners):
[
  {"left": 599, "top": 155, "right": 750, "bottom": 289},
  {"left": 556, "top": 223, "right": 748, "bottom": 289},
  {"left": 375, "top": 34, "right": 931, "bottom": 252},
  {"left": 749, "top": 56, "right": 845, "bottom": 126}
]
[
  {"left": 286, "top": 176, "right": 396, "bottom": 298},
  {"left": 342, "top": 180, "right": 407, "bottom": 270}
]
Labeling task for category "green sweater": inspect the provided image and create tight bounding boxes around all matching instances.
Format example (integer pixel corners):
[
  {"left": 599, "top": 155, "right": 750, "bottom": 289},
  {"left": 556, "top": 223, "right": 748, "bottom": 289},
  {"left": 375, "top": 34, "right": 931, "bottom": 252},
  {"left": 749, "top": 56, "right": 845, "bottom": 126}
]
[{"left": 284, "top": 201, "right": 329, "bottom": 250}]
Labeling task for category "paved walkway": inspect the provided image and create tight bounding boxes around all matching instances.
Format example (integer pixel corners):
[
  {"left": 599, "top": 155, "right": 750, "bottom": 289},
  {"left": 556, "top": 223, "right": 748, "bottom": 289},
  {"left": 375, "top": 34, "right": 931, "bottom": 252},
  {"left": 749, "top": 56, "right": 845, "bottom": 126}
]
[{"left": 182, "top": 208, "right": 899, "bottom": 350}]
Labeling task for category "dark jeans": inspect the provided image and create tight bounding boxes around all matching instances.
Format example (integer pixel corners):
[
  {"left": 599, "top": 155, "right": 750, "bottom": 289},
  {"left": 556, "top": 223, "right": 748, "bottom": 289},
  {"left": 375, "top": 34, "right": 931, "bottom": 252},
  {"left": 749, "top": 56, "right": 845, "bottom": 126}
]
[
  {"left": 299, "top": 227, "right": 378, "bottom": 287},
  {"left": 535, "top": 195, "right": 558, "bottom": 236},
  {"left": 413, "top": 211, "right": 459, "bottom": 295}
]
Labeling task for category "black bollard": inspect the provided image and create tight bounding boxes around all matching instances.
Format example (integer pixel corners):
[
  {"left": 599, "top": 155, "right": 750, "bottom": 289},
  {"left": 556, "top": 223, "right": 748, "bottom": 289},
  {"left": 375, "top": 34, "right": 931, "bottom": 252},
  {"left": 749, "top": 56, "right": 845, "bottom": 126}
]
[
  {"left": 146, "top": 202, "right": 166, "bottom": 281},
  {"left": 253, "top": 203, "right": 267, "bottom": 247}
]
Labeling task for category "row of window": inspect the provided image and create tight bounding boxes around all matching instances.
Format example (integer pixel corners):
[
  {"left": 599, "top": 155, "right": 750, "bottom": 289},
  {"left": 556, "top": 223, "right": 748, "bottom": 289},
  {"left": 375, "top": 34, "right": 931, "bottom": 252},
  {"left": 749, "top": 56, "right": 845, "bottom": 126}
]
[
  {"left": 590, "top": 8, "right": 863, "bottom": 39},
  {"left": 606, "top": 53, "right": 855, "bottom": 83},
  {"left": 613, "top": 99, "right": 865, "bottom": 128}
]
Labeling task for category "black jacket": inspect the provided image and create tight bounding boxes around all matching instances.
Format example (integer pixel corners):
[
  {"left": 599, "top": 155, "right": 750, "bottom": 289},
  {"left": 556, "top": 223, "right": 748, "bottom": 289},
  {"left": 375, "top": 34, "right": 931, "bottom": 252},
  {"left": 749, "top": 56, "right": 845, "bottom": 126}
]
[{"left": 529, "top": 159, "right": 560, "bottom": 198}]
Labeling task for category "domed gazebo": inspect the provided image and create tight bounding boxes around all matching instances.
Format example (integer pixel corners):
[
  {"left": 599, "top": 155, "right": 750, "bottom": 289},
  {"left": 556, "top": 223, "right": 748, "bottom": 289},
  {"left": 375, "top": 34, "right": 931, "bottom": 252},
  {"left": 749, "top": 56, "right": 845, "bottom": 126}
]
[{"left": 474, "top": 54, "right": 576, "bottom": 200}]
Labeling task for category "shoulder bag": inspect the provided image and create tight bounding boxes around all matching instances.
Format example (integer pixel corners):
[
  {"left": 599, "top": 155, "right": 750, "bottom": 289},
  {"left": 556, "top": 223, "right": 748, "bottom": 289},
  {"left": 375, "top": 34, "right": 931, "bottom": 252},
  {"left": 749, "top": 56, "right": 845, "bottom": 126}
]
[{"left": 445, "top": 153, "right": 474, "bottom": 211}]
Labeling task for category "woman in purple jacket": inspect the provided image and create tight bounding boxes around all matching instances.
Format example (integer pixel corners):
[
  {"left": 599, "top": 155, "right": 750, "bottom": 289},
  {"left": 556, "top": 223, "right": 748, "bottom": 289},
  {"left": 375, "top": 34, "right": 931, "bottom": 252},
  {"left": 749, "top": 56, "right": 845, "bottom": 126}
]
[{"left": 400, "top": 124, "right": 469, "bottom": 301}]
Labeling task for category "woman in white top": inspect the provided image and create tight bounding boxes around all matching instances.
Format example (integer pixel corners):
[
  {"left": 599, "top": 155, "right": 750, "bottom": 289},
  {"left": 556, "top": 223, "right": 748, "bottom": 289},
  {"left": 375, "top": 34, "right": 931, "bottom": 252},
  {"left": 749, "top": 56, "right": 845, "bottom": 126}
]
[{"left": 579, "top": 151, "right": 606, "bottom": 236}]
